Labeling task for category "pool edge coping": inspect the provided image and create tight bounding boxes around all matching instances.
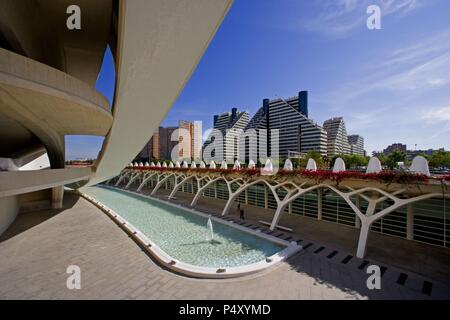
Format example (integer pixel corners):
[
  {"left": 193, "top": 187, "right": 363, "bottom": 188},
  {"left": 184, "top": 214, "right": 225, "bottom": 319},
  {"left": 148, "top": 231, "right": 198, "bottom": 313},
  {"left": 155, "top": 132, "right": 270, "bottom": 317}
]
[{"left": 78, "top": 185, "right": 302, "bottom": 279}]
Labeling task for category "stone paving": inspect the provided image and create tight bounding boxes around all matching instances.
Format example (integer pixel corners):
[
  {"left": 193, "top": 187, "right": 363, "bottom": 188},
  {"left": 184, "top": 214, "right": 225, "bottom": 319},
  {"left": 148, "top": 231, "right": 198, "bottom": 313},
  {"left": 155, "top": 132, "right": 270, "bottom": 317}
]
[{"left": 0, "top": 192, "right": 449, "bottom": 300}]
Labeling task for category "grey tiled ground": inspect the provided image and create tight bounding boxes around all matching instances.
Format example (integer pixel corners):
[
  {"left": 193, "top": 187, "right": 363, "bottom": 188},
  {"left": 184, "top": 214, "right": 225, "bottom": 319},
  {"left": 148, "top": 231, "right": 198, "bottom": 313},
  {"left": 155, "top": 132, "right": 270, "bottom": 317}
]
[{"left": 0, "top": 193, "right": 449, "bottom": 300}]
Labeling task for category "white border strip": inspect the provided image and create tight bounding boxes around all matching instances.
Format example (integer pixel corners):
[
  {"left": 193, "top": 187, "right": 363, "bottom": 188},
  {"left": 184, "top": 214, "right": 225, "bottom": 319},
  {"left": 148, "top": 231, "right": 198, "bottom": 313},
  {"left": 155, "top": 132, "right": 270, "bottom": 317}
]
[{"left": 79, "top": 185, "right": 302, "bottom": 279}]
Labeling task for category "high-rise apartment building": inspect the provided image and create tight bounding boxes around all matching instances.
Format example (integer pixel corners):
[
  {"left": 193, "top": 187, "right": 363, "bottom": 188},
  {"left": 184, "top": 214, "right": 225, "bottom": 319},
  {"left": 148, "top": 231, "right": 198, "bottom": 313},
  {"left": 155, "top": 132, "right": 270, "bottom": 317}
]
[
  {"left": 152, "top": 130, "right": 160, "bottom": 159},
  {"left": 383, "top": 143, "right": 407, "bottom": 155},
  {"left": 348, "top": 134, "right": 365, "bottom": 156},
  {"left": 323, "top": 117, "right": 351, "bottom": 157},
  {"left": 245, "top": 91, "right": 328, "bottom": 160},
  {"left": 204, "top": 108, "right": 249, "bottom": 161},
  {"left": 136, "top": 121, "right": 201, "bottom": 161},
  {"left": 177, "top": 120, "right": 202, "bottom": 161},
  {"left": 192, "top": 121, "right": 203, "bottom": 161}
]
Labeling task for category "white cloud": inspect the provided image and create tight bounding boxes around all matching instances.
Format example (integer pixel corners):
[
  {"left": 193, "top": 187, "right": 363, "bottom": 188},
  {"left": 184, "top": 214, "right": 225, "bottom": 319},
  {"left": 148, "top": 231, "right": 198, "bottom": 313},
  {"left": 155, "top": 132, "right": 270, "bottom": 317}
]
[
  {"left": 324, "top": 30, "right": 450, "bottom": 103},
  {"left": 315, "top": 27, "right": 450, "bottom": 152},
  {"left": 421, "top": 105, "right": 450, "bottom": 122},
  {"left": 284, "top": 0, "right": 425, "bottom": 37}
]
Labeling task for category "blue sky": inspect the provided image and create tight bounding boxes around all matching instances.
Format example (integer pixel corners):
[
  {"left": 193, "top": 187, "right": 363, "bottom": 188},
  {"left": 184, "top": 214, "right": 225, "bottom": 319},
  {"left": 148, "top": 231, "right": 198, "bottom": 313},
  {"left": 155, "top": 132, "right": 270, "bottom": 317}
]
[{"left": 66, "top": 0, "right": 450, "bottom": 159}]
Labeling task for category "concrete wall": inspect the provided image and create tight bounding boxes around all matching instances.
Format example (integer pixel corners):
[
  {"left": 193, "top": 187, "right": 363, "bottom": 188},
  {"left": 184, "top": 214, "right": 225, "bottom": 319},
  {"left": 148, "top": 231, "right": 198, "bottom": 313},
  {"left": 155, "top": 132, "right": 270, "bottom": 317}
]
[{"left": 0, "top": 195, "right": 19, "bottom": 235}]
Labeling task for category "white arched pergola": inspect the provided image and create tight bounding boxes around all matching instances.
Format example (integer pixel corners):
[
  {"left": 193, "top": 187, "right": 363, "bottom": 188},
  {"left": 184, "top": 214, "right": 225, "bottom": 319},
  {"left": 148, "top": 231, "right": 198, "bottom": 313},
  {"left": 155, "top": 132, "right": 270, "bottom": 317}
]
[{"left": 110, "top": 167, "right": 450, "bottom": 259}]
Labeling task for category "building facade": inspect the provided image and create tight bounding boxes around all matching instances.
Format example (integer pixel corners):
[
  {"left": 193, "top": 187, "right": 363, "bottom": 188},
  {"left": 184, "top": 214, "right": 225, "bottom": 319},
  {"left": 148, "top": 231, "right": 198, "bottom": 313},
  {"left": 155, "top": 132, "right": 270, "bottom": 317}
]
[
  {"left": 137, "top": 121, "right": 202, "bottom": 161},
  {"left": 406, "top": 148, "right": 446, "bottom": 161},
  {"left": 204, "top": 108, "right": 250, "bottom": 162},
  {"left": 383, "top": 143, "right": 407, "bottom": 155},
  {"left": 323, "top": 117, "right": 351, "bottom": 157},
  {"left": 178, "top": 120, "right": 202, "bottom": 161},
  {"left": 348, "top": 134, "right": 365, "bottom": 156},
  {"left": 245, "top": 91, "right": 328, "bottom": 161}
]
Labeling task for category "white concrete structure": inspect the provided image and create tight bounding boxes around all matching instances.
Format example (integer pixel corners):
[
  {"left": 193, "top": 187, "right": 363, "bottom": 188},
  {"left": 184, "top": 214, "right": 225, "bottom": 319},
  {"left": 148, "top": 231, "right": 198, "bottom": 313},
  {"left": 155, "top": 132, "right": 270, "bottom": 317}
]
[
  {"left": 200, "top": 161, "right": 206, "bottom": 169},
  {"left": 332, "top": 158, "right": 346, "bottom": 172},
  {"left": 306, "top": 158, "right": 317, "bottom": 171},
  {"left": 233, "top": 160, "right": 241, "bottom": 170},
  {"left": 221, "top": 161, "right": 228, "bottom": 169},
  {"left": 262, "top": 159, "right": 274, "bottom": 175},
  {"left": 210, "top": 161, "right": 216, "bottom": 169},
  {"left": 409, "top": 156, "right": 430, "bottom": 176},
  {"left": 0, "top": 0, "right": 233, "bottom": 235},
  {"left": 366, "top": 157, "right": 382, "bottom": 174},
  {"left": 283, "top": 159, "right": 293, "bottom": 171},
  {"left": 248, "top": 160, "right": 256, "bottom": 169}
]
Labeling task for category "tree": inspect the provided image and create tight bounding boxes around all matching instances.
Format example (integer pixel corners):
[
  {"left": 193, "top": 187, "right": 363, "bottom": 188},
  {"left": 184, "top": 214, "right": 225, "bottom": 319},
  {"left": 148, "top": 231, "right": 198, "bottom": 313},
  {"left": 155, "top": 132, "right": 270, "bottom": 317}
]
[
  {"left": 297, "top": 151, "right": 328, "bottom": 169},
  {"left": 329, "top": 154, "right": 368, "bottom": 170},
  {"left": 377, "top": 154, "right": 388, "bottom": 166},
  {"left": 345, "top": 154, "right": 369, "bottom": 169},
  {"left": 427, "top": 150, "right": 450, "bottom": 168},
  {"left": 386, "top": 149, "right": 406, "bottom": 169}
]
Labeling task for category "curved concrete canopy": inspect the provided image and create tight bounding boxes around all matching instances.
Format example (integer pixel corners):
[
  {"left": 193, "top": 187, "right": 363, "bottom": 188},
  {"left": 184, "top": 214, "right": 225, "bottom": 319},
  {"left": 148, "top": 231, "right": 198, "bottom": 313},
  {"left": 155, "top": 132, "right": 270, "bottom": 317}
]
[
  {"left": 0, "top": 0, "right": 113, "bottom": 86},
  {"left": 0, "top": 48, "right": 112, "bottom": 168},
  {"left": 0, "top": 167, "right": 91, "bottom": 198},
  {"left": 0, "top": 48, "right": 111, "bottom": 135},
  {"left": 85, "top": 0, "right": 233, "bottom": 187}
]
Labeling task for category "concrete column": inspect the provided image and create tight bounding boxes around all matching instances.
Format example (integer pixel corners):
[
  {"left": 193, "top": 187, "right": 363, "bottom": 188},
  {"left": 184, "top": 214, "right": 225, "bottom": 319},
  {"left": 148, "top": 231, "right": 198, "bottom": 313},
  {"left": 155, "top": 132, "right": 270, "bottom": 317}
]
[
  {"left": 264, "top": 186, "right": 268, "bottom": 209},
  {"left": 214, "top": 182, "right": 217, "bottom": 198},
  {"left": 407, "top": 203, "right": 414, "bottom": 240},
  {"left": 356, "top": 221, "right": 371, "bottom": 258},
  {"left": 245, "top": 189, "right": 248, "bottom": 205},
  {"left": 355, "top": 196, "right": 361, "bottom": 229},
  {"left": 288, "top": 202, "right": 292, "bottom": 215},
  {"left": 51, "top": 185, "right": 64, "bottom": 209},
  {"left": 317, "top": 188, "right": 323, "bottom": 220}
]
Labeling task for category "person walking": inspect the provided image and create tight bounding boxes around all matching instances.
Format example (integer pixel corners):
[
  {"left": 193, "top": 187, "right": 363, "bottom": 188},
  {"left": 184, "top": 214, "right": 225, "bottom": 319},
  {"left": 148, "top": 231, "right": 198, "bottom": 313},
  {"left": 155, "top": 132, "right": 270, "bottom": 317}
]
[{"left": 239, "top": 208, "right": 245, "bottom": 220}]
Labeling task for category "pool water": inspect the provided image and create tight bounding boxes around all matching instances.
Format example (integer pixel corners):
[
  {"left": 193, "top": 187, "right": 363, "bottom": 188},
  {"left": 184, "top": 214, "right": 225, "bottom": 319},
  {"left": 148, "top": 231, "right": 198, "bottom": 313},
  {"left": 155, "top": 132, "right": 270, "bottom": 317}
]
[{"left": 85, "top": 186, "right": 284, "bottom": 268}]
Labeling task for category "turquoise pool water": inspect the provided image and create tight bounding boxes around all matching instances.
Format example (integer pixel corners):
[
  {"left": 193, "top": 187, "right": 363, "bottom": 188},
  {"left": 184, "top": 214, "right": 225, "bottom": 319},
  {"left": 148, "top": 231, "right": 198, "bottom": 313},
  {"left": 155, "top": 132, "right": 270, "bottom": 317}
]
[{"left": 85, "top": 186, "right": 284, "bottom": 268}]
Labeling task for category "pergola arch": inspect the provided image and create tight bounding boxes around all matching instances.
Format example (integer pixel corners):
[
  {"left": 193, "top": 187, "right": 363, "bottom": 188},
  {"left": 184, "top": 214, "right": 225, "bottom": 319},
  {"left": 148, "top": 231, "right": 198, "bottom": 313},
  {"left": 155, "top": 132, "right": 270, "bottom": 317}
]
[
  {"left": 109, "top": 167, "right": 450, "bottom": 259},
  {"left": 268, "top": 183, "right": 448, "bottom": 258},
  {"left": 137, "top": 172, "right": 164, "bottom": 192},
  {"left": 168, "top": 174, "right": 200, "bottom": 200},
  {"left": 151, "top": 172, "right": 178, "bottom": 195},
  {"left": 220, "top": 178, "right": 294, "bottom": 216},
  {"left": 190, "top": 176, "right": 228, "bottom": 206},
  {"left": 114, "top": 170, "right": 133, "bottom": 186},
  {"left": 125, "top": 171, "right": 146, "bottom": 189}
]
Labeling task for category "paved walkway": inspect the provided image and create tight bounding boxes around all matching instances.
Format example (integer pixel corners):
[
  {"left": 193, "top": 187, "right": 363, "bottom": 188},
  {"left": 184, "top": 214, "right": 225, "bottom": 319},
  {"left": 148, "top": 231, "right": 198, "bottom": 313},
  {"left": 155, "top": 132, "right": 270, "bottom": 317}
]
[{"left": 0, "top": 192, "right": 449, "bottom": 299}]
